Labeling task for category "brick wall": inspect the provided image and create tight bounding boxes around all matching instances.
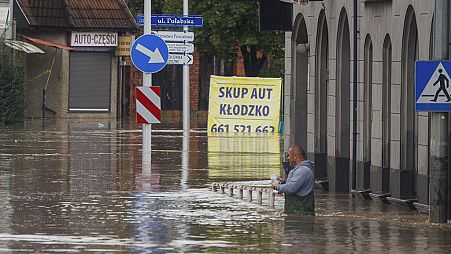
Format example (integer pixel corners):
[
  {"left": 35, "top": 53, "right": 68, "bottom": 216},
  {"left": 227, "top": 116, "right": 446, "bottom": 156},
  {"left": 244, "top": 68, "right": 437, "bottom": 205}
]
[
  {"left": 236, "top": 49, "right": 246, "bottom": 76},
  {"left": 190, "top": 50, "right": 200, "bottom": 110}
]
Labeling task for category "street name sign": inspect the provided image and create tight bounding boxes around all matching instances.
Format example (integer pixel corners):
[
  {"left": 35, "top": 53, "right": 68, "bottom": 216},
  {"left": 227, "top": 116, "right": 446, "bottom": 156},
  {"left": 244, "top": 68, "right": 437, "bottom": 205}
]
[
  {"left": 167, "top": 42, "right": 194, "bottom": 54},
  {"left": 151, "top": 15, "right": 203, "bottom": 28},
  {"left": 136, "top": 14, "right": 144, "bottom": 26},
  {"left": 131, "top": 34, "right": 169, "bottom": 73},
  {"left": 168, "top": 54, "right": 193, "bottom": 65},
  {"left": 151, "top": 31, "right": 194, "bottom": 42},
  {"left": 416, "top": 60, "right": 451, "bottom": 111},
  {"left": 136, "top": 86, "right": 161, "bottom": 124}
]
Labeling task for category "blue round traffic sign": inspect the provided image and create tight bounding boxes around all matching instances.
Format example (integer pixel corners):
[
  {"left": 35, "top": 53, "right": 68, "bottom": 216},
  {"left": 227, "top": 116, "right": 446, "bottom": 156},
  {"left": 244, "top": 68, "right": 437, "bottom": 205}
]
[{"left": 131, "top": 34, "right": 169, "bottom": 73}]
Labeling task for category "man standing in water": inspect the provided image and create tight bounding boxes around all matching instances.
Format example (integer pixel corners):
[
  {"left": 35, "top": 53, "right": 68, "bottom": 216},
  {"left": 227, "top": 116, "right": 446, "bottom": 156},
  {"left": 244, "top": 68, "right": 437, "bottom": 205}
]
[{"left": 272, "top": 145, "right": 315, "bottom": 215}]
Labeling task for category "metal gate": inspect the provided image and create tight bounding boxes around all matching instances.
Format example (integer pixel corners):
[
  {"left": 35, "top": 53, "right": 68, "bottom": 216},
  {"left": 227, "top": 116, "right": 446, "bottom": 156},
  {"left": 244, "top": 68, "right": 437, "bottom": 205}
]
[{"left": 69, "top": 52, "right": 112, "bottom": 112}]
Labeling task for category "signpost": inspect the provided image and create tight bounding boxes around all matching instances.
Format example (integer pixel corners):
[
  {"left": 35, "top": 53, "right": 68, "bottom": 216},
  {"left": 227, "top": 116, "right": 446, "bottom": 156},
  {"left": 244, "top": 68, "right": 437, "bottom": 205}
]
[
  {"left": 168, "top": 54, "right": 193, "bottom": 65},
  {"left": 134, "top": 0, "right": 154, "bottom": 166},
  {"left": 133, "top": 0, "right": 198, "bottom": 164},
  {"left": 167, "top": 42, "right": 194, "bottom": 54},
  {"left": 153, "top": 30, "right": 195, "bottom": 65},
  {"left": 151, "top": 15, "right": 203, "bottom": 27},
  {"left": 151, "top": 31, "right": 195, "bottom": 42},
  {"left": 136, "top": 14, "right": 144, "bottom": 26},
  {"left": 136, "top": 14, "right": 203, "bottom": 28}
]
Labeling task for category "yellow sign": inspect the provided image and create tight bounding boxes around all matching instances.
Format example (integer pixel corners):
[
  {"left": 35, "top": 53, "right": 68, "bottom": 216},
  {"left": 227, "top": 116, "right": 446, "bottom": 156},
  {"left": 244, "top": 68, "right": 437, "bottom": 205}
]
[
  {"left": 115, "top": 35, "right": 134, "bottom": 56},
  {"left": 208, "top": 75, "right": 282, "bottom": 134}
]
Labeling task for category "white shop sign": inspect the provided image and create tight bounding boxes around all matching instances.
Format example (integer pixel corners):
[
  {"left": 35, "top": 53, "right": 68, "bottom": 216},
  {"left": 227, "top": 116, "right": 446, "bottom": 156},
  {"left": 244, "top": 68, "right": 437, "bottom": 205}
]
[{"left": 71, "top": 32, "right": 118, "bottom": 47}]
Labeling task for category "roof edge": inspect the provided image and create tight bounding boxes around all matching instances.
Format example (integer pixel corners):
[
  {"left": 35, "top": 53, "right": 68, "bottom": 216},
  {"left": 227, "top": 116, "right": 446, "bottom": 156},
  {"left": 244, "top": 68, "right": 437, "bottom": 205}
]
[{"left": 63, "top": 0, "right": 74, "bottom": 27}]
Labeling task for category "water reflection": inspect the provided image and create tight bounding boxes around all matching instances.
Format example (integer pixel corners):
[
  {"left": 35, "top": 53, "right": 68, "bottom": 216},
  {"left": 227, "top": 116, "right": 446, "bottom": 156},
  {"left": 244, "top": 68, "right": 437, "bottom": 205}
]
[
  {"left": 207, "top": 133, "right": 282, "bottom": 180},
  {"left": 0, "top": 119, "right": 450, "bottom": 252}
]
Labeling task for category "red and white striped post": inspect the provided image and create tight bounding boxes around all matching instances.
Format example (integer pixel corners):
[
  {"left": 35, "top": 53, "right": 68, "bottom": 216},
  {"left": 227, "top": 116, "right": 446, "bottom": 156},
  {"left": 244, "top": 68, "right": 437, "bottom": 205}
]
[{"left": 136, "top": 86, "right": 161, "bottom": 124}]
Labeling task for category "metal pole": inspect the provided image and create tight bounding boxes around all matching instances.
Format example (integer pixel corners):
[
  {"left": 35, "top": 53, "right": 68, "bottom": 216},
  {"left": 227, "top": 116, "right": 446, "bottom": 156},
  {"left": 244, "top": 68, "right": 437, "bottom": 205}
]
[
  {"left": 430, "top": 0, "right": 449, "bottom": 223},
  {"left": 143, "top": 0, "right": 152, "bottom": 166},
  {"left": 352, "top": 0, "right": 358, "bottom": 190},
  {"left": 118, "top": 56, "right": 123, "bottom": 119},
  {"left": 6, "top": 0, "right": 13, "bottom": 39},
  {"left": 183, "top": 0, "right": 190, "bottom": 134}
]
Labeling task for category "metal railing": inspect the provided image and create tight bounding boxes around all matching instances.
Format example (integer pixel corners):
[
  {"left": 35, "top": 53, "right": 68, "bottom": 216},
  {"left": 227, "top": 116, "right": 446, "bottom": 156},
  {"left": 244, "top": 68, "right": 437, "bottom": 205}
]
[{"left": 210, "top": 182, "right": 279, "bottom": 208}]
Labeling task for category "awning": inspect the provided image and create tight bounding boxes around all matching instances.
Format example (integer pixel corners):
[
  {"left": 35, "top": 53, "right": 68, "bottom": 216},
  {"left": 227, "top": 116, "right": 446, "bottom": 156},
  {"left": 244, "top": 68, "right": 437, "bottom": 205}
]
[
  {"left": 22, "top": 35, "right": 74, "bottom": 51},
  {"left": 3, "top": 39, "right": 45, "bottom": 53}
]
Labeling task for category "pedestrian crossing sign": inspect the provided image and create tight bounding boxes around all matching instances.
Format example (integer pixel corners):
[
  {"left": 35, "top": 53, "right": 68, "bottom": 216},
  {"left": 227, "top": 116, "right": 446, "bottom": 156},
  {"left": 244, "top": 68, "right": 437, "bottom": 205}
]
[{"left": 416, "top": 60, "right": 451, "bottom": 111}]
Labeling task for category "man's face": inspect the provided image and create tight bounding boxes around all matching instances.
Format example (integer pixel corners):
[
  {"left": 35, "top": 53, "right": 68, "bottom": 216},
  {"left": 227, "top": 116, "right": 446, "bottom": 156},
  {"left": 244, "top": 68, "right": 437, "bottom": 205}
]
[{"left": 287, "top": 149, "right": 297, "bottom": 165}]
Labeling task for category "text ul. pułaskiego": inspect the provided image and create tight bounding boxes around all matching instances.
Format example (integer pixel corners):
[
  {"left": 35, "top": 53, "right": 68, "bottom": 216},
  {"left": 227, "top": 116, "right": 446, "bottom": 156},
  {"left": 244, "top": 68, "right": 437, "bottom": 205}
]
[{"left": 157, "top": 17, "right": 194, "bottom": 25}]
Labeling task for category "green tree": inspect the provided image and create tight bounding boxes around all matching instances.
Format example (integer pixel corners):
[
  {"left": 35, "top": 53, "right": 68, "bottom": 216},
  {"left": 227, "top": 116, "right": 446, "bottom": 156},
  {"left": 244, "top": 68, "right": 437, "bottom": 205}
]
[
  {"left": 0, "top": 40, "right": 27, "bottom": 123},
  {"left": 191, "top": 0, "right": 284, "bottom": 77},
  {"left": 125, "top": 0, "right": 284, "bottom": 77}
]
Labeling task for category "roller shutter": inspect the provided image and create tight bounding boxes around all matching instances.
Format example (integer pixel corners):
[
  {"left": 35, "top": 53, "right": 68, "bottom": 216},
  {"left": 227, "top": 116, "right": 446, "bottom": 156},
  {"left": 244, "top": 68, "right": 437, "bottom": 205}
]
[{"left": 69, "top": 52, "right": 111, "bottom": 112}]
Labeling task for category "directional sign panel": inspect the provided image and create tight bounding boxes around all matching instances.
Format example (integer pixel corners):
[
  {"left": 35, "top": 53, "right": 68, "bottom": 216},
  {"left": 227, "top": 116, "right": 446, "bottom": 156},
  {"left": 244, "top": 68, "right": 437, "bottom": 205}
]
[
  {"left": 131, "top": 34, "right": 169, "bottom": 73},
  {"left": 416, "top": 60, "right": 451, "bottom": 111},
  {"left": 135, "top": 14, "right": 144, "bottom": 26},
  {"left": 152, "top": 15, "right": 203, "bottom": 27},
  {"left": 152, "top": 31, "right": 194, "bottom": 42},
  {"left": 167, "top": 43, "right": 194, "bottom": 54},
  {"left": 168, "top": 54, "right": 193, "bottom": 65}
]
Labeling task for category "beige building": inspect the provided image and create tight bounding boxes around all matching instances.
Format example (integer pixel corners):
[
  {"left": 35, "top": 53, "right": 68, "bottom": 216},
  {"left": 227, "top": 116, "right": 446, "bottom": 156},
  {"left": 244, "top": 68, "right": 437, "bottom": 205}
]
[
  {"left": 8, "top": 0, "right": 136, "bottom": 119},
  {"left": 284, "top": 0, "right": 436, "bottom": 207}
]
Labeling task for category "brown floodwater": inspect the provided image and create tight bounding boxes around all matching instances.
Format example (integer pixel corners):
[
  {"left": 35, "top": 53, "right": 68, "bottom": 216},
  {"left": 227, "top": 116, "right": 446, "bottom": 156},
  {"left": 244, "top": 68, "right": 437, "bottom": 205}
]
[{"left": 0, "top": 119, "right": 450, "bottom": 253}]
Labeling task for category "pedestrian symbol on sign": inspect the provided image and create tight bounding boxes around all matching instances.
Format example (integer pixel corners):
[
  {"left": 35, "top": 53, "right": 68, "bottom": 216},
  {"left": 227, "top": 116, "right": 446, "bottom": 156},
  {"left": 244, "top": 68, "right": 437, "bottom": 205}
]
[{"left": 430, "top": 68, "right": 451, "bottom": 102}]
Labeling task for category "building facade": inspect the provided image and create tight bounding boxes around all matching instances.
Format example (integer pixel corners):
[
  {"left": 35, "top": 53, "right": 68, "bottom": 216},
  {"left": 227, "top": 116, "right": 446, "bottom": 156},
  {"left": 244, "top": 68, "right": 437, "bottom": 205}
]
[
  {"left": 284, "top": 0, "right": 437, "bottom": 207},
  {"left": 9, "top": 0, "right": 136, "bottom": 119}
]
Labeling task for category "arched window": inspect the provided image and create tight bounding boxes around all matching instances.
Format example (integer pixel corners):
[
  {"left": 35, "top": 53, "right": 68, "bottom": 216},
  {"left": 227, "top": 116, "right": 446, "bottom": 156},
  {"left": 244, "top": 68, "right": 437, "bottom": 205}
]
[
  {"left": 363, "top": 35, "right": 373, "bottom": 165},
  {"left": 314, "top": 10, "right": 329, "bottom": 181},
  {"left": 381, "top": 34, "right": 392, "bottom": 193}
]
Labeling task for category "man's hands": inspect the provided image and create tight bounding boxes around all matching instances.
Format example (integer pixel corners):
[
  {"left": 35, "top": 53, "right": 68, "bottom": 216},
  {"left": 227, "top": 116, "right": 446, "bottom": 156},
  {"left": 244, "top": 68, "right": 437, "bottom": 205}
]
[{"left": 271, "top": 178, "right": 280, "bottom": 188}]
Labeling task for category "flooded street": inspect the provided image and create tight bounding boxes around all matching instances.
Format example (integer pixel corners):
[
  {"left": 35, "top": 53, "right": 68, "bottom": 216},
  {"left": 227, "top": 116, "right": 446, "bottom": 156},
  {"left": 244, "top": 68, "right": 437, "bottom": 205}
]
[{"left": 1, "top": 119, "right": 451, "bottom": 253}]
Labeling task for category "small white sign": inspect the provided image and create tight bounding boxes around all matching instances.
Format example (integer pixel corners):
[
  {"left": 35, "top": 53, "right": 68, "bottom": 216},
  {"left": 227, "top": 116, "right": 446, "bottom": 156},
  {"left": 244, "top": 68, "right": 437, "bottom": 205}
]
[
  {"left": 167, "top": 42, "right": 194, "bottom": 54},
  {"left": 152, "top": 31, "right": 194, "bottom": 42},
  {"left": 0, "top": 7, "right": 9, "bottom": 29},
  {"left": 168, "top": 54, "right": 193, "bottom": 65},
  {"left": 71, "top": 32, "right": 118, "bottom": 47}
]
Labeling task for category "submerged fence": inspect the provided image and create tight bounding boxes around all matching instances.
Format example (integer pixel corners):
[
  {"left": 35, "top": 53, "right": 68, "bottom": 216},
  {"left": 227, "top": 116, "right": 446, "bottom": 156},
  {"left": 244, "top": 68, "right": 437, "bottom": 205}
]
[{"left": 210, "top": 182, "right": 280, "bottom": 208}]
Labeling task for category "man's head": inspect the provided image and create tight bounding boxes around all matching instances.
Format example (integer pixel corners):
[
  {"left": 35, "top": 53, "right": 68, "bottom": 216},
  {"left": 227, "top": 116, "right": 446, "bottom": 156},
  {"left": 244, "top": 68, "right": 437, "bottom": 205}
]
[{"left": 287, "top": 145, "right": 305, "bottom": 166}]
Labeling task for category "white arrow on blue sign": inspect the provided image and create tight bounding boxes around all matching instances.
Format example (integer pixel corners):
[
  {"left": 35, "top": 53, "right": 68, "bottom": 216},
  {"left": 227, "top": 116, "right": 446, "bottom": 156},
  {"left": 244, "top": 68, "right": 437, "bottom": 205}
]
[
  {"left": 131, "top": 34, "right": 169, "bottom": 73},
  {"left": 416, "top": 60, "right": 451, "bottom": 111}
]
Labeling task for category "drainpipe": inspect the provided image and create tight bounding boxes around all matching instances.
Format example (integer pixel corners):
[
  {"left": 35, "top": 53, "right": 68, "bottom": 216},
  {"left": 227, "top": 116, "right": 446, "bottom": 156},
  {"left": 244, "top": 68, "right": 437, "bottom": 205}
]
[
  {"left": 430, "top": 0, "right": 449, "bottom": 223},
  {"left": 352, "top": 0, "right": 358, "bottom": 190}
]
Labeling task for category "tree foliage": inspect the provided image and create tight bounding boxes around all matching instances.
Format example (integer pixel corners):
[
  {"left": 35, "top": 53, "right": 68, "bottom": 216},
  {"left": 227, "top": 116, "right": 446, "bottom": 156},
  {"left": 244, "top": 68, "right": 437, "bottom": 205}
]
[
  {"left": 125, "top": 0, "right": 284, "bottom": 77},
  {"left": 0, "top": 40, "right": 26, "bottom": 123}
]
